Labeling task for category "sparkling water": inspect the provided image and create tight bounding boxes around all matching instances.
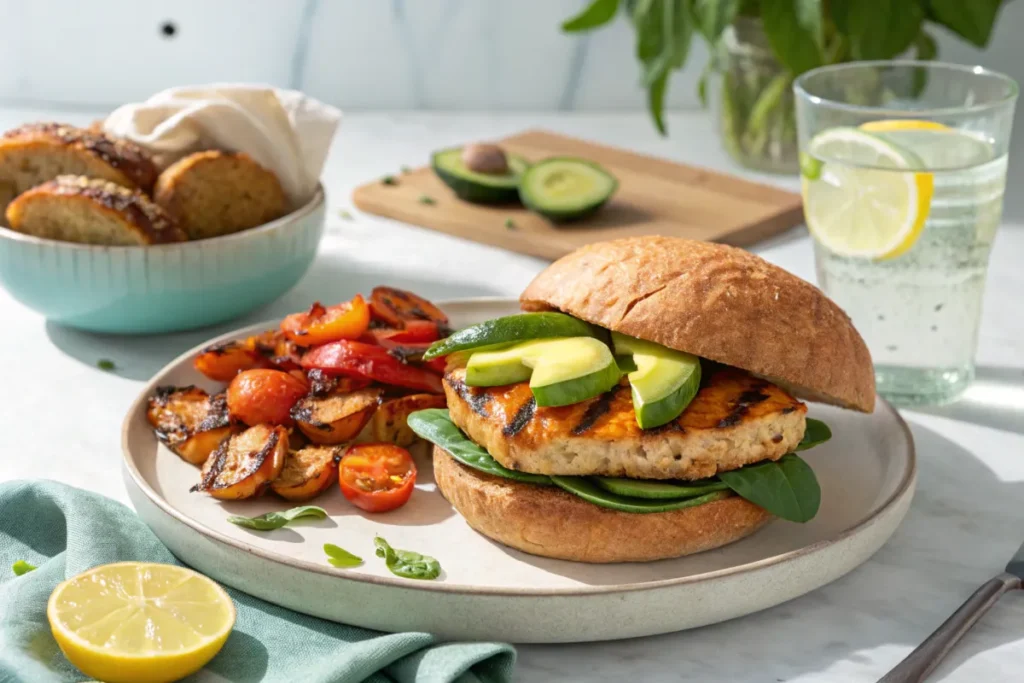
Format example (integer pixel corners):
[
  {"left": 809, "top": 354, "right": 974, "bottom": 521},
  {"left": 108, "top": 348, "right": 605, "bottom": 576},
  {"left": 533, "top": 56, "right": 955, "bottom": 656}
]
[{"left": 811, "top": 129, "right": 1007, "bottom": 405}]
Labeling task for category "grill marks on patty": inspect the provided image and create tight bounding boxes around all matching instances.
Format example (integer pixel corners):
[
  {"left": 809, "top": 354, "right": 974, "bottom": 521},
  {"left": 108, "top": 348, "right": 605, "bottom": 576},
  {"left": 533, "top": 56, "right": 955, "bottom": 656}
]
[
  {"left": 716, "top": 385, "right": 771, "bottom": 428},
  {"left": 503, "top": 396, "right": 536, "bottom": 437},
  {"left": 572, "top": 384, "right": 624, "bottom": 435}
]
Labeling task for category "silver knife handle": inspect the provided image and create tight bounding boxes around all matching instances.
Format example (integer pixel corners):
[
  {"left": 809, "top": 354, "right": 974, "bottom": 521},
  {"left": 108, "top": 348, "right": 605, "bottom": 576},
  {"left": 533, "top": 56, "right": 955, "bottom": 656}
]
[{"left": 878, "top": 573, "right": 1021, "bottom": 683}]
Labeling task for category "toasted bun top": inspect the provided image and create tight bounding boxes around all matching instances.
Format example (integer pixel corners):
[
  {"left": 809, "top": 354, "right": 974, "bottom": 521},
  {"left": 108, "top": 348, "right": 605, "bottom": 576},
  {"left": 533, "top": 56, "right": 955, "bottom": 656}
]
[{"left": 520, "top": 236, "right": 875, "bottom": 412}]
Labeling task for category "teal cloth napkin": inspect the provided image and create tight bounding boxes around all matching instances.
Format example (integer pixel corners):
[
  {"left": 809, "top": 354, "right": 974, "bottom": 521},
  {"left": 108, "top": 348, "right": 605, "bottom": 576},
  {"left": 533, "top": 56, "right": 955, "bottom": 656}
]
[{"left": 0, "top": 479, "right": 516, "bottom": 683}]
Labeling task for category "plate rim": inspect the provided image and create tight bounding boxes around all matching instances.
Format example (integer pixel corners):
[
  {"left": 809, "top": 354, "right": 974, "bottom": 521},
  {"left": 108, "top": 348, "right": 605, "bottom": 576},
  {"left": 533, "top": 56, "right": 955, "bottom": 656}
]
[{"left": 122, "top": 297, "right": 917, "bottom": 598}]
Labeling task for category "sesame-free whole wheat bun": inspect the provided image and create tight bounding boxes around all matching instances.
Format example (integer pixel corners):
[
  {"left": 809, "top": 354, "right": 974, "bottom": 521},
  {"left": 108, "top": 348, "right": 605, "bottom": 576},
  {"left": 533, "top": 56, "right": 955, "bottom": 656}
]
[
  {"left": 520, "top": 236, "right": 875, "bottom": 413},
  {"left": 432, "top": 446, "right": 772, "bottom": 563}
]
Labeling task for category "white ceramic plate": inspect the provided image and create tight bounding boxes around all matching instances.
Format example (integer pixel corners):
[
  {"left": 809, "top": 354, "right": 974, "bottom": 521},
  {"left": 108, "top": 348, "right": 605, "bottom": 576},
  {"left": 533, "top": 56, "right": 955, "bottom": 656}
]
[{"left": 122, "top": 299, "right": 916, "bottom": 643}]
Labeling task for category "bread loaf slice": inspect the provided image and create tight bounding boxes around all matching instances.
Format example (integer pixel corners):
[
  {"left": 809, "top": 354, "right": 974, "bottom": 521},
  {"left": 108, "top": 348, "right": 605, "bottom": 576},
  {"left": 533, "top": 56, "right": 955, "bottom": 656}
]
[
  {"left": 6, "top": 175, "right": 187, "bottom": 245},
  {"left": 0, "top": 122, "right": 158, "bottom": 217},
  {"left": 154, "top": 150, "right": 289, "bottom": 240}
]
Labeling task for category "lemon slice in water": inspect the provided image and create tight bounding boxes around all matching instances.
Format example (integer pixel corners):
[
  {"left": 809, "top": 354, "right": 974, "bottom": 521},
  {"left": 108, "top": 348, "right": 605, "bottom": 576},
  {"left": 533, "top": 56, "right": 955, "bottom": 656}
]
[
  {"left": 801, "top": 127, "right": 933, "bottom": 260},
  {"left": 47, "top": 562, "right": 235, "bottom": 683}
]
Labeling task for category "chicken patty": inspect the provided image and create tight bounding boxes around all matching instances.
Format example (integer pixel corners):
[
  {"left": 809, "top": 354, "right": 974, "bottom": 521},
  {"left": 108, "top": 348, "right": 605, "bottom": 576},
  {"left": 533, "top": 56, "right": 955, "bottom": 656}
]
[{"left": 444, "top": 366, "right": 807, "bottom": 480}]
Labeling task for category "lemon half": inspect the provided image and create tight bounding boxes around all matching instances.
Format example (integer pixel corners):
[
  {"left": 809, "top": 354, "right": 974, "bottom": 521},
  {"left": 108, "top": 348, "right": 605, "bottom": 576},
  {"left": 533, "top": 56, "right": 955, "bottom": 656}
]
[
  {"left": 47, "top": 562, "right": 235, "bottom": 683},
  {"left": 801, "top": 126, "right": 933, "bottom": 259}
]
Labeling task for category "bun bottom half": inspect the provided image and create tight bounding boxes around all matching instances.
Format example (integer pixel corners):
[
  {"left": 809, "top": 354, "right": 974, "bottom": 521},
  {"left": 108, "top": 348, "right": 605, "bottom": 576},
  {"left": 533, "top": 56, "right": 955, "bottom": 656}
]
[{"left": 432, "top": 446, "right": 773, "bottom": 564}]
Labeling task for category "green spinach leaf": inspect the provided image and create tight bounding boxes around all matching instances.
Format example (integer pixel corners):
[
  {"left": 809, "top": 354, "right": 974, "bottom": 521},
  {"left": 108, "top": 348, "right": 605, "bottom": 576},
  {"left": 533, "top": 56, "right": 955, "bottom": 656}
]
[
  {"left": 797, "top": 418, "right": 832, "bottom": 451},
  {"left": 718, "top": 453, "right": 821, "bottom": 522},
  {"left": 407, "top": 409, "right": 553, "bottom": 485},
  {"left": 227, "top": 506, "right": 328, "bottom": 531},
  {"left": 761, "top": 0, "right": 823, "bottom": 75},
  {"left": 374, "top": 537, "right": 441, "bottom": 580},
  {"left": 12, "top": 560, "right": 36, "bottom": 576},
  {"left": 553, "top": 477, "right": 732, "bottom": 513},
  {"left": 926, "top": 0, "right": 1002, "bottom": 48},
  {"left": 562, "top": 0, "right": 621, "bottom": 32},
  {"left": 324, "top": 544, "right": 363, "bottom": 568}
]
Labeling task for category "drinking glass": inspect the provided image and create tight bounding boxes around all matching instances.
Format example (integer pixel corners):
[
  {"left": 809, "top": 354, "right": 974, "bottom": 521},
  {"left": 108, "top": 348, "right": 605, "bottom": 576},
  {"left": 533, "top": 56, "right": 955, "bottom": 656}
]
[{"left": 794, "top": 61, "right": 1017, "bottom": 406}]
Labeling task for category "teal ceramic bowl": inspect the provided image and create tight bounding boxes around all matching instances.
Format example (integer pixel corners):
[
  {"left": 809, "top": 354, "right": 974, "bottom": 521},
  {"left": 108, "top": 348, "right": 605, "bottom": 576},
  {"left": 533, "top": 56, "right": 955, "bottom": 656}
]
[{"left": 0, "top": 184, "right": 325, "bottom": 334}]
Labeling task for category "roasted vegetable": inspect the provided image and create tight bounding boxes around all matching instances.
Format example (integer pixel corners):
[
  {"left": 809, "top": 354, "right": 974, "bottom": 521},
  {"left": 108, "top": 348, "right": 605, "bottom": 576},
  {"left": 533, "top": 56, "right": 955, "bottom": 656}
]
[
  {"left": 281, "top": 296, "right": 370, "bottom": 346},
  {"left": 271, "top": 444, "right": 342, "bottom": 502},
  {"left": 193, "top": 341, "right": 268, "bottom": 381},
  {"left": 247, "top": 329, "right": 304, "bottom": 371},
  {"left": 227, "top": 369, "right": 308, "bottom": 426},
  {"left": 306, "top": 369, "right": 371, "bottom": 398},
  {"left": 370, "top": 393, "right": 447, "bottom": 447},
  {"left": 301, "top": 341, "right": 444, "bottom": 394},
  {"left": 292, "top": 387, "right": 383, "bottom": 445},
  {"left": 339, "top": 443, "right": 417, "bottom": 513},
  {"left": 369, "top": 287, "right": 449, "bottom": 330},
  {"left": 192, "top": 424, "right": 288, "bottom": 500},
  {"left": 147, "top": 386, "right": 239, "bottom": 465}
]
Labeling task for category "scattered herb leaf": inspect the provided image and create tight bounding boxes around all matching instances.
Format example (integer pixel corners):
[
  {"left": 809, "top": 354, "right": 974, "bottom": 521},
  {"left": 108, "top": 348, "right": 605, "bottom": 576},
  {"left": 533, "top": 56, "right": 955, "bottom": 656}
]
[
  {"left": 324, "top": 543, "right": 363, "bottom": 568},
  {"left": 227, "top": 506, "right": 328, "bottom": 531},
  {"left": 12, "top": 560, "right": 36, "bottom": 576},
  {"left": 382, "top": 175, "right": 397, "bottom": 186},
  {"left": 401, "top": 165, "right": 412, "bottom": 174},
  {"left": 97, "top": 359, "right": 116, "bottom": 371},
  {"left": 338, "top": 209, "right": 354, "bottom": 220},
  {"left": 504, "top": 218, "right": 516, "bottom": 230},
  {"left": 418, "top": 195, "right": 436, "bottom": 205},
  {"left": 374, "top": 536, "right": 441, "bottom": 580}
]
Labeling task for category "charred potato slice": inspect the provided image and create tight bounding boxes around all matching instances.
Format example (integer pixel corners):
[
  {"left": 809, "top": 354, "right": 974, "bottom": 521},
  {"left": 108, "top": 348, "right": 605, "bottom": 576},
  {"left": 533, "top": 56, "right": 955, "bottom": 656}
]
[
  {"left": 306, "top": 369, "right": 370, "bottom": 397},
  {"left": 271, "top": 444, "right": 342, "bottom": 501},
  {"left": 147, "top": 386, "right": 239, "bottom": 465},
  {"left": 192, "top": 424, "right": 288, "bottom": 500},
  {"left": 292, "top": 387, "right": 383, "bottom": 445},
  {"left": 193, "top": 342, "right": 267, "bottom": 381},
  {"left": 370, "top": 393, "right": 447, "bottom": 447}
]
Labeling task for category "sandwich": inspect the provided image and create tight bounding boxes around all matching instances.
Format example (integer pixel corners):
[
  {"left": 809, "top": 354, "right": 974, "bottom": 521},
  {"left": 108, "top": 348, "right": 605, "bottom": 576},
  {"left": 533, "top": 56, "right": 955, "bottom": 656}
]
[{"left": 408, "top": 236, "right": 874, "bottom": 563}]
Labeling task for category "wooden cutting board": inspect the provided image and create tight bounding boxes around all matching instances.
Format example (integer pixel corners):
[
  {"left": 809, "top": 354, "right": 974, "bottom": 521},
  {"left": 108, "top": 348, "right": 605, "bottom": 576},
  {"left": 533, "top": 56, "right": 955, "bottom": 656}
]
[{"left": 352, "top": 129, "right": 804, "bottom": 261}]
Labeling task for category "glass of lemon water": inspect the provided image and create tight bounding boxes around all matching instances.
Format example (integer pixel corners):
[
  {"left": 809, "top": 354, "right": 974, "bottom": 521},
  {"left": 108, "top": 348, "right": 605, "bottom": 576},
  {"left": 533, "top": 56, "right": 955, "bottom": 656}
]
[{"left": 794, "top": 61, "right": 1017, "bottom": 406}]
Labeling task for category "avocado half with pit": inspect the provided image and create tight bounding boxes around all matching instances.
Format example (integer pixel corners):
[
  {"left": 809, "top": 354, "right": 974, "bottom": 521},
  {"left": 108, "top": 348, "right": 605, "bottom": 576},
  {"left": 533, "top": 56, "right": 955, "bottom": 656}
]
[
  {"left": 518, "top": 157, "right": 618, "bottom": 222},
  {"left": 432, "top": 147, "right": 530, "bottom": 203}
]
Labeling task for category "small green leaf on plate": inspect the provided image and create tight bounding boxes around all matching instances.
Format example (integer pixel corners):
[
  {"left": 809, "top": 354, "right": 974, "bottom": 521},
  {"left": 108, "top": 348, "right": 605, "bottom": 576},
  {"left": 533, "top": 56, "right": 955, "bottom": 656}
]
[
  {"left": 12, "top": 560, "right": 36, "bottom": 576},
  {"left": 227, "top": 506, "right": 328, "bottom": 531},
  {"left": 374, "top": 536, "right": 441, "bottom": 580},
  {"left": 324, "top": 543, "right": 363, "bottom": 568}
]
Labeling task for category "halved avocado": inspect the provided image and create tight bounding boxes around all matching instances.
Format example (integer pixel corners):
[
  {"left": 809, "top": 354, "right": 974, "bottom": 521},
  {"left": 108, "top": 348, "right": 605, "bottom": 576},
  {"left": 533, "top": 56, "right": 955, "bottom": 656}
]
[
  {"left": 432, "top": 147, "right": 530, "bottom": 203},
  {"left": 518, "top": 157, "right": 617, "bottom": 222}
]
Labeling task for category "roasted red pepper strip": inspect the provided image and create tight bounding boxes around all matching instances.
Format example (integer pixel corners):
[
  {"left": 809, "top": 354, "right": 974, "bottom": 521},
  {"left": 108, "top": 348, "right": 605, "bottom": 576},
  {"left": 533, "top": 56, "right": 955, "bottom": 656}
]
[{"left": 301, "top": 341, "right": 444, "bottom": 394}]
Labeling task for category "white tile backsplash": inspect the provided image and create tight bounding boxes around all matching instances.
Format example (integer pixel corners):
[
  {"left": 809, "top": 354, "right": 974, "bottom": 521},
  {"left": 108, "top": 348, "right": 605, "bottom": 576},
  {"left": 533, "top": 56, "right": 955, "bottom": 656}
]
[{"left": 0, "top": 0, "right": 1022, "bottom": 114}]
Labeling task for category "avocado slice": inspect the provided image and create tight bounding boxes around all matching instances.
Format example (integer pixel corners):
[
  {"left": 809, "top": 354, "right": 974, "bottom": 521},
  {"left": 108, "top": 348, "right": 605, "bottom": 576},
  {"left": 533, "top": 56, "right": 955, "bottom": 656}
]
[
  {"left": 592, "top": 476, "right": 729, "bottom": 499},
  {"left": 423, "top": 312, "right": 597, "bottom": 360},
  {"left": 550, "top": 476, "right": 732, "bottom": 514},
  {"left": 432, "top": 147, "right": 530, "bottom": 203},
  {"left": 465, "top": 337, "right": 620, "bottom": 407},
  {"left": 518, "top": 157, "right": 617, "bottom": 222},
  {"left": 612, "top": 332, "right": 702, "bottom": 429}
]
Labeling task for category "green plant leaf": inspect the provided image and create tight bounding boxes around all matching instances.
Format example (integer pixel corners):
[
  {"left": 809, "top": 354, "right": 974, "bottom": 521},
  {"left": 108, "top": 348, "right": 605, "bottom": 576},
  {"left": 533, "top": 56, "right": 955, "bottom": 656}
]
[
  {"left": 407, "top": 409, "right": 553, "bottom": 485},
  {"left": 796, "top": 418, "right": 832, "bottom": 451},
  {"left": 831, "top": 0, "right": 923, "bottom": 59},
  {"left": 374, "top": 537, "right": 441, "bottom": 580},
  {"left": 227, "top": 506, "right": 328, "bottom": 531},
  {"left": 925, "top": 0, "right": 1003, "bottom": 48},
  {"left": 690, "top": 0, "right": 741, "bottom": 42},
  {"left": 324, "top": 543, "right": 363, "bottom": 568},
  {"left": 648, "top": 69, "right": 670, "bottom": 135},
  {"left": 562, "top": 0, "right": 621, "bottom": 32},
  {"left": 718, "top": 453, "right": 821, "bottom": 522},
  {"left": 761, "top": 0, "right": 824, "bottom": 75},
  {"left": 12, "top": 560, "right": 36, "bottom": 576},
  {"left": 631, "top": 0, "right": 692, "bottom": 135}
]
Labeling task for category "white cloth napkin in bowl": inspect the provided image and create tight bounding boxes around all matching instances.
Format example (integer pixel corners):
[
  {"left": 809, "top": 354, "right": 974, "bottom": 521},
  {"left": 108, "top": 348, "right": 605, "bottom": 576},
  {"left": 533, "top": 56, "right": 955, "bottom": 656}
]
[{"left": 103, "top": 84, "right": 342, "bottom": 205}]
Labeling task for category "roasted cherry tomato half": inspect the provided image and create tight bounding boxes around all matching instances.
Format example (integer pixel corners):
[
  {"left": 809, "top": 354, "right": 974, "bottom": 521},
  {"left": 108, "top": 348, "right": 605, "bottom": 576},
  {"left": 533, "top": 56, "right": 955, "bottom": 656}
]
[
  {"left": 338, "top": 443, "right": 417, "bottom": 513},
  {"left": 281, "top": 295, "right": 370, "bottom": 346},
  {"left": 301, "top": 341, "right": 444, "bottom": 394},
  {"left": 369, "top": 287, "right": 449, "bottom": 329},
  {"left": 227, "top": 369, "right": 309, "bottom": 426},
  {"left": 193, "top": 341, "right": 269, "bottom": 381}
]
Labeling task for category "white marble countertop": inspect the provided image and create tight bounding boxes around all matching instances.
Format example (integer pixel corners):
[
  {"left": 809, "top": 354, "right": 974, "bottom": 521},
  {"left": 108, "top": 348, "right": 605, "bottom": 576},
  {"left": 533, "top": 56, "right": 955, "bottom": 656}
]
[{"left": 0, "top": 107, "right": 1022, "bottom": 683}]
